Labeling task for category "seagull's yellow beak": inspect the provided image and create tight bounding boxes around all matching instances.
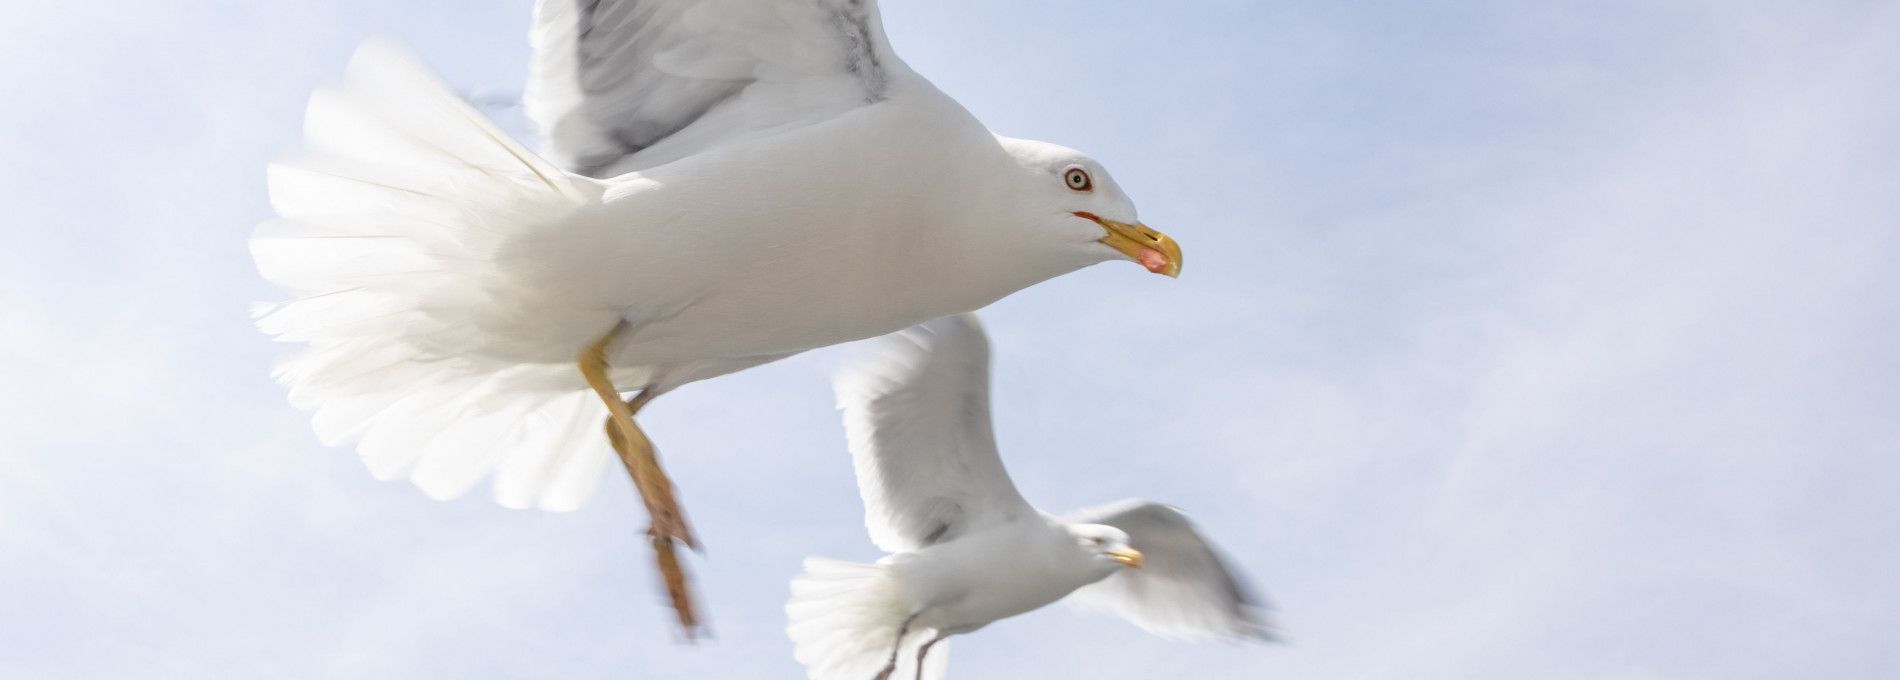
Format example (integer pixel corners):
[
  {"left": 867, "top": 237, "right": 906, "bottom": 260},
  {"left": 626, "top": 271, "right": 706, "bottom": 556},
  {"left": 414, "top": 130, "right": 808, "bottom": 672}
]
[
  {"left": 1077, "top": 212, "right": 1182, "bottom": 278},
  {"left": 1107, "top": 547, "right": 1144, "bottom": 569}
]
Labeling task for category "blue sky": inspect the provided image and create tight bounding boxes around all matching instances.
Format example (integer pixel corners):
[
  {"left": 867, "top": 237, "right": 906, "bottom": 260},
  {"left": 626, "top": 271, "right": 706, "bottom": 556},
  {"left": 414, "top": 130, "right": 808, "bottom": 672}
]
[{"left": 3, "top": 1, "right": 1897, "bottom": 678}]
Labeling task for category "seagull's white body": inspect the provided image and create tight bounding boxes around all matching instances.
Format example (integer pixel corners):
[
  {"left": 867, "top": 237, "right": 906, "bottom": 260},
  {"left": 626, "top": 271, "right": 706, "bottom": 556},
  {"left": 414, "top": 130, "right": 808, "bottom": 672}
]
[
  {"left": 252, "top": 0, "right": 1164, "bottom": 511},
  {"left": 536, "top": 93, "right": 1085, "bottom": 371},
  {"left": 890, "top": 519, "right": 1117, "bottom": 633},
  {"left": 786, "top": 315, "right": 1272, "bottom": 680}
]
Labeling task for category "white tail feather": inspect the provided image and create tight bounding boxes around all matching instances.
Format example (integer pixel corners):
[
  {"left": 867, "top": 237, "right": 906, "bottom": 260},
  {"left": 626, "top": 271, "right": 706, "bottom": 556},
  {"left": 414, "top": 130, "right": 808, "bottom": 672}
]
[
  {"left": 252, "top": 39, "right": 622, "bottom": 511},
  {"left": 786, "top": 558, "right": 949, "bottom": 680}
]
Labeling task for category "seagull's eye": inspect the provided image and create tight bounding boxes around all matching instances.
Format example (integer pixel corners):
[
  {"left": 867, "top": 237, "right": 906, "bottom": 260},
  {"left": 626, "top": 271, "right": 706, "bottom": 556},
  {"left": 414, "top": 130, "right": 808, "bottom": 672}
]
[
  {"left": 1063, "top": 167, "right": 1093, "bottom": 192},
  {"left": 1089, "top": 536, "right": 1104, "bottom": 546}
]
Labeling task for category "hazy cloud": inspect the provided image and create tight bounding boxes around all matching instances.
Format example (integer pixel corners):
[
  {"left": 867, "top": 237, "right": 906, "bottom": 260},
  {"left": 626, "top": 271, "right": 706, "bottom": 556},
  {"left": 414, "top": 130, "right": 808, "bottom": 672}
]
[{"left": 3, "top": 1, "right": 1894, "bottom": 678}]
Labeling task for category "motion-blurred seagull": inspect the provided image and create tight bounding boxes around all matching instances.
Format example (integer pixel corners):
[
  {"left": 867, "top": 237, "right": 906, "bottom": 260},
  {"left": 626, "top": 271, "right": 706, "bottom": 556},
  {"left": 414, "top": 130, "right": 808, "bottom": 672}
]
[
  {"left": 250, "top": 0, "right": 1180, "bottom": 635},
  {"left": 787, "top": 314, "right": 1270, "bottom": 680}
]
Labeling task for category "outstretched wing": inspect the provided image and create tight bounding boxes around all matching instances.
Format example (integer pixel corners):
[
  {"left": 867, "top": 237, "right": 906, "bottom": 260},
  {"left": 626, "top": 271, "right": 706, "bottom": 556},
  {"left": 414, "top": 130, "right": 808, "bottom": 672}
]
[
  {"left": 1064, "top": 500, "right": 1277, "bottom": 641},
  {"left": 526, "top": 0, "right": 899, "bottom": 176},
  {"left": 834, "top": 314, "right": 1038, "bottom": 553}
]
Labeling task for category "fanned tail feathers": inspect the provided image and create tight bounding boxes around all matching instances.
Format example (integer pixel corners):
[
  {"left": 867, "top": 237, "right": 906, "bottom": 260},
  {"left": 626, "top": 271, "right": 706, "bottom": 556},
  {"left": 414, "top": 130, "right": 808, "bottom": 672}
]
[
  {"left": 786, "top": 557, "right": 949, "bottom": 680},
  {"left": 250, "top": 39, "right": 623, "bottom": 510}
]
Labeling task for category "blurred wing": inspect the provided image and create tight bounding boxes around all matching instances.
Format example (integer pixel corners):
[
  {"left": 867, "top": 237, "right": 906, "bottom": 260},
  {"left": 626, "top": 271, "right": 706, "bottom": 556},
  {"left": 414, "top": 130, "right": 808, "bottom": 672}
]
[
  {"left": 527, "top": 0, "right": 898, "bottom": 176},
  {"left": 835, "top": 314, "right": 1037, "bottom": 553},
  {"left": 1064, "top": 500, "right": 1277, "bottom": 641}
]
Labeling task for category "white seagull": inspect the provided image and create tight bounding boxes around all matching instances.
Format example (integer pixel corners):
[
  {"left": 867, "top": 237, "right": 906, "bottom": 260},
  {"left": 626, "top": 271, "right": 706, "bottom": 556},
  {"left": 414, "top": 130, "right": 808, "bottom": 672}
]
[
  {"left": 250, "top": 0, "right": 1181, "bottom": 634},
  {"left": 787, "top": 314, "right": 1271, "bottom": 680}
]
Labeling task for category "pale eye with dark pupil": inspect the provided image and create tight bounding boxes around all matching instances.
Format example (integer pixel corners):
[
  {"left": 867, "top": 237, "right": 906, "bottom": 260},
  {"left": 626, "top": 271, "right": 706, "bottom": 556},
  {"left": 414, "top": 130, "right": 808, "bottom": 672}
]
[{"left": 1065, "top": 169, "right": 1091, "bottom": 191}]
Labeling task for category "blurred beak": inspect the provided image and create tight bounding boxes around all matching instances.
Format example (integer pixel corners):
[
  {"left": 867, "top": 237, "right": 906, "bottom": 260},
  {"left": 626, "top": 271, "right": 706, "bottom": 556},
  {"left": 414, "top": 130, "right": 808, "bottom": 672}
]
[
  {"left": 1077, "top": 212, "right": 1182, "bottom": 278},
  {"left": 1107, "top": 547, "right": 1144, "bottom": 569}
]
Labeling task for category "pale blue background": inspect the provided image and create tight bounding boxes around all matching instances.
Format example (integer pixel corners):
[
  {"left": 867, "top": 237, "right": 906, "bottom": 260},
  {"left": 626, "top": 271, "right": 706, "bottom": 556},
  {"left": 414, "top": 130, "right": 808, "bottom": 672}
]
[{"left": 3, "top": 1, "right": 1897, "bottom": 678}]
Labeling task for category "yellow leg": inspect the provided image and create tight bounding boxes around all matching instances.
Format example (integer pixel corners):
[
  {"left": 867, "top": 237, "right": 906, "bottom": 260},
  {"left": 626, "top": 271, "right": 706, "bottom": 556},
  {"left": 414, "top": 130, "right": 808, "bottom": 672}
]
[{"left": 579, "top": 322, "right": 702, "bottom": 637}]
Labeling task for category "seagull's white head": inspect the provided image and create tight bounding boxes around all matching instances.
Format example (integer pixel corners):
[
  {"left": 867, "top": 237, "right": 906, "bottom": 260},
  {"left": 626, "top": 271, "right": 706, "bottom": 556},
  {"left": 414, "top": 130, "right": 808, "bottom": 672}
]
[
  {"left": 994, "top": 136, "right": 1182, "bottom": 279},
  {"left": 1067, "top": 523, "right": 1144, "bottom": 575}
]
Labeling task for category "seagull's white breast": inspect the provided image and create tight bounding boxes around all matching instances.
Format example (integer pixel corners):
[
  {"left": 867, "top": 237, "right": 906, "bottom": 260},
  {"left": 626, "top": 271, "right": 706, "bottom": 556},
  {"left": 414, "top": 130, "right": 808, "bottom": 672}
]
[
  {"left": 893, "top": 519, "right": 1114, "bottom": 634},
  {"left": 532, "top": 85, "right": 1041, "bottom": 369}
]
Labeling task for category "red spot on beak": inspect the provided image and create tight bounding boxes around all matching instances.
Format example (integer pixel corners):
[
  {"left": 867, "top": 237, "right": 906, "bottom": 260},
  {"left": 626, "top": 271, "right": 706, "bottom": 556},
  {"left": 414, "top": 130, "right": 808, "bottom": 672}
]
[{"left": 1137, "top": 248, "right": 1171, "bottom": 274}]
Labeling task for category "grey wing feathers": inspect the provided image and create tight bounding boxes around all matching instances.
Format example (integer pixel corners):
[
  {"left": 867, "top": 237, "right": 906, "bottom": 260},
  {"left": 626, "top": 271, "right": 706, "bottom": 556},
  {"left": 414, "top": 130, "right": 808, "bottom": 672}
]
[
  {"left": 835, "top": 314, "right": 1037, "bottom": 554},
  {"left": 526, "top": 0, "right": 896, "bottom": 177},
  {"left": 1065, "top": 500, "right": 1278, "bottom": 641},
  {"left": 527, "top": 0, "right": 744, "bottom": 176}
]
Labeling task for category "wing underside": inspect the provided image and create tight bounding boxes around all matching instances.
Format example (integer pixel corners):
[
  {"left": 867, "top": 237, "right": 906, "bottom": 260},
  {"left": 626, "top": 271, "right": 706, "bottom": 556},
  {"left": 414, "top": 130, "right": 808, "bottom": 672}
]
[
  {"left": 835, "top": 315, "right": 1038, "bottom": 553},
  {"left": 526, "top": 0, "right": 898, "bottom": 176}
]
